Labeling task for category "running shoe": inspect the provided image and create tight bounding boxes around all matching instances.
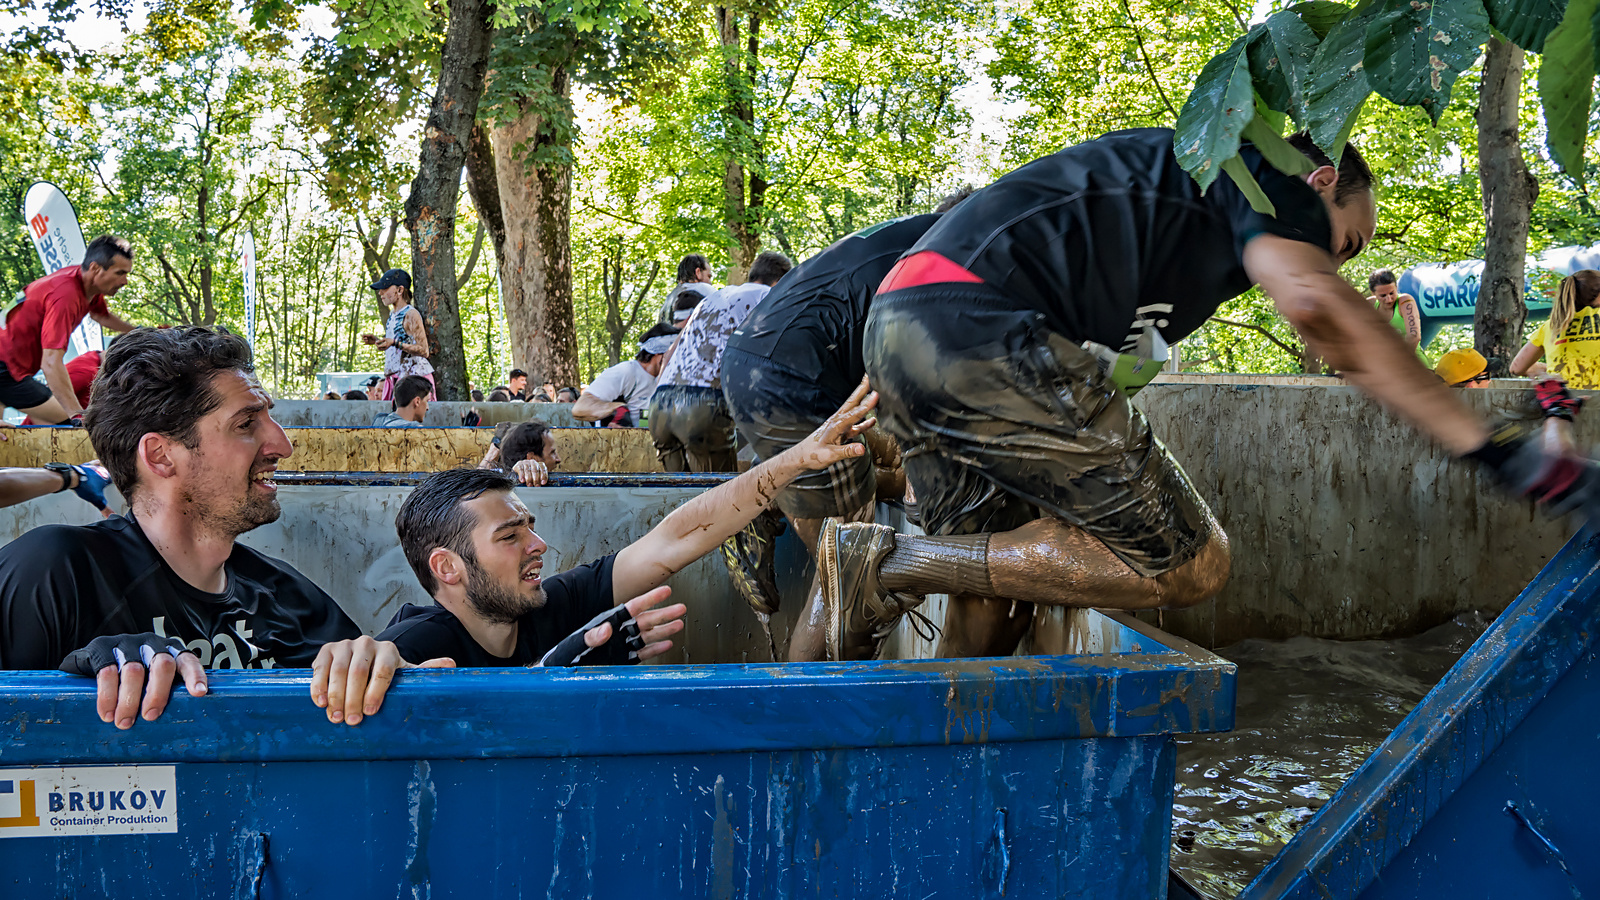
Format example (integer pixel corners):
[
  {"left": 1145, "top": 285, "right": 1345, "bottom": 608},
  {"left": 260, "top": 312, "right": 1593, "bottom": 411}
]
[
  {"left": 818, "top": 519, "right": 926, "bottom": 660},
  {"left": 721, "top": 509, "right": 786, "bottom": 616}
]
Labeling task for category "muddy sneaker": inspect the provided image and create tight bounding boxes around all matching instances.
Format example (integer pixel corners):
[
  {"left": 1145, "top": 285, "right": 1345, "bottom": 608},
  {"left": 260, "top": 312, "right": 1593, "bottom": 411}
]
[
  {"left": 721, "top": 509, "right": 786, "bottom": 616},
  {"left": 819, "top": 519, "right": 927, "bottom": 660}
]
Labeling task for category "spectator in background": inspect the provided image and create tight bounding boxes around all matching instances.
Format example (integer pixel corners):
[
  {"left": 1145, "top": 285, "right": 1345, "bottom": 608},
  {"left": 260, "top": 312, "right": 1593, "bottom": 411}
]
[
  {"left": 1368, "top": 269, "right": 1421, "bottom": 351},
  {"left": 323, "top": 391, "right": 341, "bottom": 400},
  {"left": 342, "top": 390, "right": 368, "bottom": 401},
  {"left": 555, "top": 387, "right": 579, "bottom": 403},
  {"left": 573, "top": 325, "right": 678, "bottom": 427},
  {"left": 487, "top": 388, "right": 511, "bottom": 402},
  {"left": 7, "top": 235, "right": 139, "bottom": 423},
  {"left": 361, "top": 269, "right": 436, "bottom": 403},
  {"left": 1512, "top": 270, "right": 1600, "bottom": 387},
  {"left": 372, "top": 375, "right": 431, "bottom": 427},
  {"left": 507, "top": 369, "right": 529, "bottom": 401},
  {"left": 650, "top": 250, "right": 793, "bottom": 473},
  {"left": 655, "top": 254, "right": 717, "bottom": 328},
  {"left": 1435, "top": 348, "right": 1491, "bottom": 388},
  {"left": 22, "top": 349, "right": 100, "bottom": 426},
  {"left": 471, "top": 389, "right": 485, "bottom": 402}
]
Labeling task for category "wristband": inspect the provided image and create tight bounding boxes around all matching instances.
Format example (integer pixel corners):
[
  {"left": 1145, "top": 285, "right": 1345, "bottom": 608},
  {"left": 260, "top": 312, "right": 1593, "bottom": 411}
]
[{"left": 43, "top": 462, "right": 74, "bottom": 493}]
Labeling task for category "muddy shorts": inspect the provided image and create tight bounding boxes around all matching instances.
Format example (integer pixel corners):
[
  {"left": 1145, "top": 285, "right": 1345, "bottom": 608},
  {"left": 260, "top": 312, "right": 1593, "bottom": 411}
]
[
  {"left": 722, "top": 346, "right": 875, "bottom": 520},
  {"left": 647, "top": 384, "right": 738, "bottom": 473},
  {"left": 862, "top": 283, "right": 1214, "bottom": 577}
]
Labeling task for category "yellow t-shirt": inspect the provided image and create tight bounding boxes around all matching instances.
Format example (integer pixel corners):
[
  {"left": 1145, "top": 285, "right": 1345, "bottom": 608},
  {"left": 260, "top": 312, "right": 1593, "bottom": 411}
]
[{"left": 1533, "top": 305, "right": 1600, "bottom": 388}]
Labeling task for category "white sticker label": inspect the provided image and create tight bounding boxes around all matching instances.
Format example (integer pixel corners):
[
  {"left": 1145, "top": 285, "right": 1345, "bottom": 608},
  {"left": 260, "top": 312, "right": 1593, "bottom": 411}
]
[{"left": 0, "top": 766, "right": 178, "bottom": 838}]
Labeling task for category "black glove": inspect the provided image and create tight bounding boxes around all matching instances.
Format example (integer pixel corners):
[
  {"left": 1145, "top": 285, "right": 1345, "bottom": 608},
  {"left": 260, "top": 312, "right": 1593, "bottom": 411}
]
[
  {"left": 603, "top": 405, "right": 633, "bottom": 428},
  {"left": 1468, "top": 425, "right": 1600, "bottom": 520},
  {"left": 461, "top": 409, "right": 482, "bottom": 427},
  {"left": 1533, "top": 377, "right": 1584, "bottom": 421},
  {"left": 537, "top": 605, "right": 645, "bottom": 667},
  {"left": 59, "top": 632, "right": 188, "bottom": 676}
]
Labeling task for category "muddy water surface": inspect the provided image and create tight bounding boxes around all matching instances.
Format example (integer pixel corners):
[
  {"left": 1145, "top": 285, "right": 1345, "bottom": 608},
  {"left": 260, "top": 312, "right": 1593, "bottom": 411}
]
[{"left": 1169, "top": 612, "right": 1494, "bottom": 899}]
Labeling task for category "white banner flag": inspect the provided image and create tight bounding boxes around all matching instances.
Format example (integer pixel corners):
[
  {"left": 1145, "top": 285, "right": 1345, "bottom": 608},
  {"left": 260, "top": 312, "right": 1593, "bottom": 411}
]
[
  {"left": 22, "top": 181, "right": 101, "bottom": 357},
  {"left": 241, "top": 229, "right": 257, "bottom": 345}
]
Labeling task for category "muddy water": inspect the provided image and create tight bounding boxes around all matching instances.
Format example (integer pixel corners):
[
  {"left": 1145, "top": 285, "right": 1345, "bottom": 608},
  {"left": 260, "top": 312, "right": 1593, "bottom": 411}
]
[{"left": 1169, "top": 612, "right": 1494, "bottom": 899}]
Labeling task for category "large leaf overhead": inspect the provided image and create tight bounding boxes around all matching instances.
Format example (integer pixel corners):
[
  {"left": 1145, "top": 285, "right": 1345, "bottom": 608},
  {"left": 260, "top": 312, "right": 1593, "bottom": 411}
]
[
  {"left": 1249, "top": 10, "right": 1322, "bottom": 121},
  {"left": 1305, "top": 0, "right": 1382, "bottom": 153},
  {"left": 1538, "top": 0, "right": 1596, "bottom": 173},
  {"left": 1363, "top": 0, "right": 1493, "bottom": 123},
  {"left": 1174, "top": 35, "right": 1255, "bottom": 192},
  {"left": 1288, "top": 0, "right": 1358, "bottom": 38},
  {"left": 1483, "top": 0, "right": 1570, "bottom": 51}
]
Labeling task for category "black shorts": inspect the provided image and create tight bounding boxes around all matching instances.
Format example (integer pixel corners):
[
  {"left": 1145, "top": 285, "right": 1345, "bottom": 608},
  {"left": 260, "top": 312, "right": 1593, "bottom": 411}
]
[
  {"left": 0, "top": 362, "right": 54, "bottom": 411},
  {"left": 647, "top": 384, "right": 737, "bottom": 473},
  {"left": 863, "top": 283, "right": 1214, "bottom": 577},
  {"left": 722, "top": 346, "right": 875, "bottom": 520}
]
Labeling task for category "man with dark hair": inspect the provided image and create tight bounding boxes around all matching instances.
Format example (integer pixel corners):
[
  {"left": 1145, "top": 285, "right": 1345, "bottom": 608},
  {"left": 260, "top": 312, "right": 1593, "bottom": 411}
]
[
  {"left": 1367, "top": 268, "right": 1421, "bottom": 350},
  {"left": 573, "top": 323, "right": 679, "bottom": 427},
  {"left": 376, "top": 382, "right": 879, "bottom": 666},
  {"left": 655, "top": 253, "right": 717, "bottom": 327},
  {"left": 555, "top": 386, "right": 579, "bottom": 403},
  {"left": 342, "top": 389, "right": 368, "bottom": 401},
  {"left": 372, "top": 374, "right": 431, "bottom": 427},
  {"left": 6, "top": 234, "right": 139, "bottom": 423},
  {"left": 721, "top": 195, "right": 971, "bottom": 634},
  {"left": 650, "top": 250, "right": 793, "bottom": 474},
  {"left": 810, "top": 127, "right": 1597, "bottom": 663},
  {"left": 506, "top": 369, "right": 529, "bottom": 401},
  {"left": 0, "top": 326, "right": 450, "bottom": 729},
  {"left": 476, "top": 421, "right": 561, "bottom": 486}
]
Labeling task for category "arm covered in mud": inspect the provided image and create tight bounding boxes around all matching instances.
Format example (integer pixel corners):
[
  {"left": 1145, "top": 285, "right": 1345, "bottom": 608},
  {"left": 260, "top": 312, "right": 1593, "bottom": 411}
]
[{"left": 609, "top": 377, "right": 878, "bottom": 604}]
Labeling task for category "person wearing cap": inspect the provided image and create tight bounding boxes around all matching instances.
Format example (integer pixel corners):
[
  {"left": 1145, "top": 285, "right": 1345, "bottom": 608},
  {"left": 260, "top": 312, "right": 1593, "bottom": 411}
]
[
  {"left": 1435, "top": 348, "right": 1491, "bottom": 388},
  {"left": 360, "top": 269, "right": 435, "bottom": 403},
  {"left": 573, "top": 324, "right": 679, "bottom": 427}
]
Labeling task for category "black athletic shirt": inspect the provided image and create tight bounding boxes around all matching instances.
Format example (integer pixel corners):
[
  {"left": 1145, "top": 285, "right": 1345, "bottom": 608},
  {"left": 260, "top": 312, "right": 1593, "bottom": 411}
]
[
  {"left": 377, "top": 553, "right": 631, "bottom": 666},
  {"left": 900, "top": 128, "right": 1333, "bottom": 351},
  {"left": 0, "top": 515, "right": 359, "bottom": 670},
  {"left": 728, "top": 214, "right": 941, "bottom": 399}
]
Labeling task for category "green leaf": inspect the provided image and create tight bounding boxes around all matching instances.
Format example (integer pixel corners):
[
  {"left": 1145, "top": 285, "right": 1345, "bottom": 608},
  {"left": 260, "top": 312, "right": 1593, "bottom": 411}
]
[
  {"left": 1364, "top": 0, "right": 1493, "bottom": 123},
  {"left": 1223, "top": 153, "right": 1278, "bottom": 215},
  {"left": 1291, "top": 0, "right": 1359, "bottom": 38},
  {"left": 1482, "top": 0, "right": 1568, "bottom": 51},
  {"left": 1175, "top": 36, "right": 1256, "bottom": 192},
  {"left": 1249, "top": 11, "right": 1321, "bottom": 121},
  {"left": 1242, "top": 111, "right": 1318, "bottom": 176},
  {"left": 1306, "top": 0, "right": 1381, "bottom": 150},
  {"left": 1538, "top": 0, "right": 1596, "bottom": 174}
]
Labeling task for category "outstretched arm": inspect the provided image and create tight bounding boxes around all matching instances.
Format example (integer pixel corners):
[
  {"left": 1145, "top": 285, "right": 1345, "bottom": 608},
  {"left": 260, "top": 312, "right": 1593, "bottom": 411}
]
[
  {"left": 1245, "top": 235, "right": 1488, "bottom": 456},
  {"left": 610, "top": 378, "right": 878, "bottom": 603}
]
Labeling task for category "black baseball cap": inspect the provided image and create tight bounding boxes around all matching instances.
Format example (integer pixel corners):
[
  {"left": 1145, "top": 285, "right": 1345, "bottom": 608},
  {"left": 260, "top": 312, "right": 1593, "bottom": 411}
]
[{"left": 371, "top": 268, "right": 412, "bottom": 291}]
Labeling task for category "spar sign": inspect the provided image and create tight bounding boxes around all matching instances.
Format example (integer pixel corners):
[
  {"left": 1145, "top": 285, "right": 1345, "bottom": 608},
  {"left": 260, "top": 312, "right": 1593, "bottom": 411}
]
[
  {"left": 0, "top": 766, "right": 178, "bottom": 838},
  {"left": 21, "top": 181, "right": 102, "bottom": 357},
  {"left": 241, "top": 229, "right": 257, "bottom": 345}
]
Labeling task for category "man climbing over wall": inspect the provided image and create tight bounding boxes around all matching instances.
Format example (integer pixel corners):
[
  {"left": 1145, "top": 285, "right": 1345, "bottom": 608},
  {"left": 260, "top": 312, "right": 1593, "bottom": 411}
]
[{"left": 816, "top": 128, "right": 1600, "bottom": 662}]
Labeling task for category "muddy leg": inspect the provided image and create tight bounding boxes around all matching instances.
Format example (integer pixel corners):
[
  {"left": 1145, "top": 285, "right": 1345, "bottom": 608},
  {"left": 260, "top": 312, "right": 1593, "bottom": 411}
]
[
  {"left": 787, "top": 504, "right": 875, "bottom": 662},
  {"left": 933, "top": 593, "right": 1033, "bottom": 658}
]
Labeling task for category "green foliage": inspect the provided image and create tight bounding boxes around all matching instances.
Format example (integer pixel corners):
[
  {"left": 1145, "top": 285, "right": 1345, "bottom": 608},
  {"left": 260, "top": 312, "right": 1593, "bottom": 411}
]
[
  {"left": 1538, "top": 0, "right": 1597, "bottom": 174},
  {"left": 1173, "top": 36, "right": 1254, "bottom": 191},
  {"left": 1364, "top": 0, "right": 1491, "bottom": 123},
  {"left": 1483, "top": 0, "right": 1568, "bottom": 52}
]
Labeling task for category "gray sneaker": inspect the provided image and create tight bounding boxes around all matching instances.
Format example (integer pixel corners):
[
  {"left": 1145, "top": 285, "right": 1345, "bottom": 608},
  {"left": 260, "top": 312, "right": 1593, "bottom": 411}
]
[{"left": 818, "top": 519, "right": 926, "bottom": 660}]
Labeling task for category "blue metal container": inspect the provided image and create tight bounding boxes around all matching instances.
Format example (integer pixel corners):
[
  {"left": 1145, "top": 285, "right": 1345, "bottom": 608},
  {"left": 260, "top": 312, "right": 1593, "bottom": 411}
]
[
  {"left": 0, "top": 614, "right": 1233, "bottom": 899},
  {"left": 1229, "top": 528, "right": 1600, "bottom": 899}
]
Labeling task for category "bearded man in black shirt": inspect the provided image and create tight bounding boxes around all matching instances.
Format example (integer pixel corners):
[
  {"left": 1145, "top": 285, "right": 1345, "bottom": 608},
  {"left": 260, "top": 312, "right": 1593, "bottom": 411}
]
[
  {"left": 816, "top": 128, "right": 1600, "bottom": 661},
  {"left": 0, "top": 326, "right": 450, "bottom": 729}
]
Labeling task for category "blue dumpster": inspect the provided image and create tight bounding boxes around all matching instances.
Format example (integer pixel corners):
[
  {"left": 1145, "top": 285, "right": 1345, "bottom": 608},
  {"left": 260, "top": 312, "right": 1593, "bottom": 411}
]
[
  {"left": 1222, "top": 528, "right": 1600, "bottom": 899},
  {"left": 0, "top": 612, "right": 1234, "bottom": 898}
]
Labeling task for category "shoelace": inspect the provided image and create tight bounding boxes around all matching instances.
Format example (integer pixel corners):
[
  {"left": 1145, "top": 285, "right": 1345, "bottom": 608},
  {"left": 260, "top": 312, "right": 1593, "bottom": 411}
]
[{"left": 873, "top": 592, "right": 942, "bottom": 643}]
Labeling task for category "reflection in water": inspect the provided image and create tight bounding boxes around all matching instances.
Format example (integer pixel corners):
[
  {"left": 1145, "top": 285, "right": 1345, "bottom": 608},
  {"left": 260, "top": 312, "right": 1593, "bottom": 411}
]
[{"left": 1170, "top": 612, "right": 1493, "bottom": 899}]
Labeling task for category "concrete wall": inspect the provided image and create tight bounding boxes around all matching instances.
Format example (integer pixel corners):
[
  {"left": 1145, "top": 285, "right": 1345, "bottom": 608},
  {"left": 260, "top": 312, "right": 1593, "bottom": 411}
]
[
  {"left": 268, "top": 400, "right": 577, "bottom": 427},
  {"left": 1131, "top": 382, "right": 1566, "bottom": 647}
]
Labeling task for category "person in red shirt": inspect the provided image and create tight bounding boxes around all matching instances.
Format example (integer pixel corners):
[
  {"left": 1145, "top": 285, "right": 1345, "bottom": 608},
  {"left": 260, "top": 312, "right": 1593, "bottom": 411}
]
[{"left": 5, "top": 235, "right": 138, "bottom": 423}]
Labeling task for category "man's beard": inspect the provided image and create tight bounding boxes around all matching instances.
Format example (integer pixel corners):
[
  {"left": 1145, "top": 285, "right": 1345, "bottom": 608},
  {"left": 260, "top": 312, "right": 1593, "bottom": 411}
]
[
  {"left": 461, "top": 554, "right": 545, "bottom": 625},
  {"left": 182, "top": 479, "right": 281, "bottom": 540}
]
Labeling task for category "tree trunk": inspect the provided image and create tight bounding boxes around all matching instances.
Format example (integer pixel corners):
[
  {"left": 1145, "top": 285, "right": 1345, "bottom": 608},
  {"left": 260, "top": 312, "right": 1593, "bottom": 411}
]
[
  {"left": 1475, "top": 37, "right": 1537, "bottom": 374},
  {"left": 464, "top": 123, "right": 507, "bottom": 276},
  {"left": 403, "top": 0, "right": 494, "bottom": 400},
  {"left": 488, "top": 66, "right": 580, "bottom": 388},
  {"left": 717, "top": 6, "right": 763, "bottom": 282}
]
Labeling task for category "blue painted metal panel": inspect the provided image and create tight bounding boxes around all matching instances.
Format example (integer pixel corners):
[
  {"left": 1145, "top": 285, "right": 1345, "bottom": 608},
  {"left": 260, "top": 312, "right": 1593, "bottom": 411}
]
[
  {"left": 1234, "top": 528, "right": 1600, "bottom": 900},
  {"left": 0, "top": 620, "right": 1233, "bottom": 899}
]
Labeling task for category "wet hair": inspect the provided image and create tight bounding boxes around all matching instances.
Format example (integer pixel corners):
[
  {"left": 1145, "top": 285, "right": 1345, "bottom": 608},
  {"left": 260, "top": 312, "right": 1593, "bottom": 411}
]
[
  {"left": 500, "top": 422, "right": 553, "bottom": 467},
  {"left": 342, "top": 389, "right": 368, "bottom": 400},
  {"left": 85, "top": 326, "right": 254, "bottom": 501},
  {"left": 393, "top": 375, "right": 432, "bottom": 410},
  {"left": 397, "top": 467, "right": 516, "bottom": 595},
  {"left": 82, "top": 234, "right": 134, "bottom": 271},
  {"left": 487, "top": 389, "right": 511, "bottom": 402},
  {"left": 1285, "top": 133, "right": 1373, "bottom": 206},
  {"left": 747, "top": 250, "right": 793, "bottom": 286},
  {"left": 1368, "top": 269, "right": 1398, "bottom": 290},
  {"left": 1546, "top": 270, "right": 1600, "bottom": 372},
  {"left": 636, "top": 322, "right": 679, "bottom": 362},
  {"left": 508, "top": 369, "right": 527, "bottom": 381},
  {"left": 677, "top": 254, "right": 709, "bottom": 283},
  {"left": 934, "top": 187, "right": 976, "bottom": 213}
]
